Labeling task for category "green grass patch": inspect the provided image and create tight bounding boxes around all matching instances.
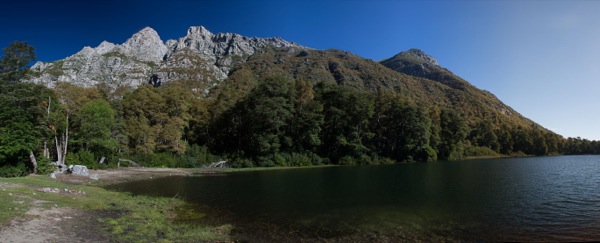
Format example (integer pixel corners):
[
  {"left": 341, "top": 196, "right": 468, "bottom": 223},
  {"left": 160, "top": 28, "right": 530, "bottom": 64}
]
[
  {"left": 0, "top": 176, "right": 232, "bottom": 242},
  {"left": 0, "top": 184, "right": 31, "bottom": 225}
]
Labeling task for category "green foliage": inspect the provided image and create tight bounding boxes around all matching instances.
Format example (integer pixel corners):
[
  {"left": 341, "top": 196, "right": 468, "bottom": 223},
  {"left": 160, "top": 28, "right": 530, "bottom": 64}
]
[
  {"left": 0, "top": 41, "right": 35, "bottom": 82},
  {"left": 0, "top": 80, "right": 57, "bottom": 176},
  {"left": 0, "top": 163, "right": 28, "bottom": 177},
  {"left": 437, "top": 109, "right": 468, "bottom": 161},
  {"left": 66, "top": 150, "right": 101, "bottom": 169},
  {"left": 74, "top": 99, "right": 116, "bottom": 155},
  {"left": 318, "top": 83, "right": 374, "bottom": 163},
  {"left": 229, "top": 157, "right": 255, "bottom": 168},
  {"left": 140, "top": 153, "right": 179, "bottom": 167},
  {"left": 35, "top": 157, "right": 54, "bottom": 175},
  {"left": 282, "top": 152, "right": 323, "bottom": 166},
  {"left": 464, "top": 145, "right": 500, "bottom": 158},
  {"left": 183, "top": 144, "right": 217, "bottom": 167}
]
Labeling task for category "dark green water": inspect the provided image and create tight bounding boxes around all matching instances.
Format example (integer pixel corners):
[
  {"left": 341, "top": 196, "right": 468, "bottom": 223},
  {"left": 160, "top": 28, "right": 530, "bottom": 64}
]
[{"left": 108, "top": 155, "right": 600, "bottom": 241}]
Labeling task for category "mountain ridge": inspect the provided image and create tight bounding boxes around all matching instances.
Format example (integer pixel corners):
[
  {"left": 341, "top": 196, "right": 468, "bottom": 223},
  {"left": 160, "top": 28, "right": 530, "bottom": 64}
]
[{"left": 27, "top": 26, "right": 304, "bottom": 91}]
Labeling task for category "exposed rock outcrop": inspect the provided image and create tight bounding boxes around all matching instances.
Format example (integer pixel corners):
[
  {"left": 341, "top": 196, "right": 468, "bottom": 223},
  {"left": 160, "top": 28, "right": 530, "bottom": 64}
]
[{"left": 27, "top": 26, "right": 304, "bottom": 93}]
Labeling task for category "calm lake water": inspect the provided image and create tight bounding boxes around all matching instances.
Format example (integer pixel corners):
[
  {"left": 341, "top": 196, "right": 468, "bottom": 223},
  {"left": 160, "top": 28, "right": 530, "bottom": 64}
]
[{"left": 107, "top": 155, "right": 600, "bottom": 241}]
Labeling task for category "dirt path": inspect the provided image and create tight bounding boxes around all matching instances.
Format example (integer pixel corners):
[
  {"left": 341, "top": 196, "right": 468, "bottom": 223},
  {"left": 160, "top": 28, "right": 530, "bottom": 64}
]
[{"left": 0, "top": 199, "right": 110, "bottom": 243}]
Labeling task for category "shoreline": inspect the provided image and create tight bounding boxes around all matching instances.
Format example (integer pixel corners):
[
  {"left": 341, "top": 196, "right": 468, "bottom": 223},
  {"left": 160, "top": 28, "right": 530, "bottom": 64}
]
[
  {"left": 0, "top": 165, "right": 338, "bottom": 242},
  {"left": 0, "top": 168, "right": 237, "bottom": 242}
]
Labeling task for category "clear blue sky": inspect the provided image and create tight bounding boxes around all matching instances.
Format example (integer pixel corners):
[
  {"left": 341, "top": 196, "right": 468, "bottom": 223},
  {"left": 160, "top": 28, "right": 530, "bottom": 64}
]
[{"left": 2, "top": 0, "right": 599, "bottom": 140}]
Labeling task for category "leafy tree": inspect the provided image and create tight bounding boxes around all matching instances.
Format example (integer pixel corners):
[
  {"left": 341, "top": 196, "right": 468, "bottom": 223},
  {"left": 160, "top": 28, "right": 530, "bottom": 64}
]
[
  {"left": 288, "top": 79, "right": 323, "bottom": 153},
  {"left": 318, "top": 83, "right": 374, "bottom": 163},
  {"left": 370, "top": 90, "right": 435, "bottom": 162},
  {"left": 469, "top": 120, "right": 500, "bottom": 152},
  {"left": 0, "top": 82, "right": 56, "bottom": 176},
  {"left": 0, "top": 41, "right": 35, "bottom": 82},
  {"left": 512, "top": 127, "right": 533, "bottom": 154},
  {"left": 122, "top": 85, "right": 166, "bottom": 154},
  {"left": 438, "top": 109, "right": 468, "bottom": 160},
  {"left": 157, "top": 84, "right": 194, "bottom": 154},
  {"left": 245, "top": 77, "right": 294, "bottom": 157},
  {"left": 74, "top": 99, "right": 116, "bottom": 158}
]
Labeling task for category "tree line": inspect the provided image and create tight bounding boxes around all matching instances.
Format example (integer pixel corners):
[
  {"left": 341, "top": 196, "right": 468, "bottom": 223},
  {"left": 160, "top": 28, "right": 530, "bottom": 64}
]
[{"left": 1, "top": 42, "right": 599, "bottom": 177}]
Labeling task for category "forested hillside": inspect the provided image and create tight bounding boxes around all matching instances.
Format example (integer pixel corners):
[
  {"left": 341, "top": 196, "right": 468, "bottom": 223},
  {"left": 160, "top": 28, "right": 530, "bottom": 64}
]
[{"left": 1, "top": 40, "right": 599, "bottom": 177}]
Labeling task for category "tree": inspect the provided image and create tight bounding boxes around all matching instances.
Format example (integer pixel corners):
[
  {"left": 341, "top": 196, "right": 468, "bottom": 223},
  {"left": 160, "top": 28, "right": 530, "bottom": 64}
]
[
  {"left": 369, "top": 90, "right": 435, "bottom": 162},
  {"left": 122, "top": 85, "right": 166, "bottom": 154},
  {"left": 0, "top": 82, "right": 56, "bottom": 176},
  {"left": 469, "top": 120, "right": 500, "bottom": 152},
  {"left": 318, "top": 84, "right": 374, "bottom": 163},
  {"left": 438, "top": 109, "right": 468, "bottom": 160},
  {"left": 75, "top": 100, "right": 116, "bottom": 157},
  {"left": 288, "top": 79, "right": 323, "bottom": 153},
  {"left": 0, "top": 41, "right": 35, "bottom": 82}
]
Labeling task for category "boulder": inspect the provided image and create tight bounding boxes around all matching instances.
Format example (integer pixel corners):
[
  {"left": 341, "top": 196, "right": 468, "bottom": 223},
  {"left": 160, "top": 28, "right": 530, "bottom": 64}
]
[{"left": 71, "top": 165, "right": 89, "bottom": 176}]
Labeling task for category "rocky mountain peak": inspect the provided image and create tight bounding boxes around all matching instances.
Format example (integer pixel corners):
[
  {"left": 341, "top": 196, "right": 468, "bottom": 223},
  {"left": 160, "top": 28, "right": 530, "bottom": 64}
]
[
  {"left": 186, "top": 26, "right": 214, "bottom": 39},
  {"left": 95, "top": 41, "right": 116, "bottom": 55},
  {"left": 121, "top": 27, "right": 168, "bottom": 62},
  {"left": 401, "top": 48, "right": 440, "bottom": 67}
]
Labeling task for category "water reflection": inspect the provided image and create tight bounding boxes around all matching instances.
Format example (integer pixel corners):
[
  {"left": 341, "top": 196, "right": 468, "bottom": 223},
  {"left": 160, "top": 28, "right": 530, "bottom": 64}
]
[{"left": 108, "top": 155, "right": 600, "bottom": 241}]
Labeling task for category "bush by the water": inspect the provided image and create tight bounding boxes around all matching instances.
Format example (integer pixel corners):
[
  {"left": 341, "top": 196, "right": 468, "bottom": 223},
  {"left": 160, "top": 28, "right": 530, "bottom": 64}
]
[{"left": 0, "top": 163, "right": 29, "bottom": 178}]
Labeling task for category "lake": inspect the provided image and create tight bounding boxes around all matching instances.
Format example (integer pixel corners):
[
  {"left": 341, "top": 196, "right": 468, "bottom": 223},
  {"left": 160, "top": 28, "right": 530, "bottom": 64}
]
[{"left": 107, "top": 155, "right": 600, "bottom": 241}]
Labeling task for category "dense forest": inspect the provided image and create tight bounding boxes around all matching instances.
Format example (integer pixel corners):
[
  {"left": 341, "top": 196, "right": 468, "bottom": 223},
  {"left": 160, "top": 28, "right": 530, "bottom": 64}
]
[{"left": 2, "top": 42, "right": 599, "bottom": 177}]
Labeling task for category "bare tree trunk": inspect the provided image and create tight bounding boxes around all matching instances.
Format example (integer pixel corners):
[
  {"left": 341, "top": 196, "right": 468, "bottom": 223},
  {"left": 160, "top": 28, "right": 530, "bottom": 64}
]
[
  {"left": 29, "top": 150, "right": 38, "bottom": 174},
  {"left": 44, "top": 97, "right": 51, "bottom": 159},
  {"left": 55, "top": 135, "right": 63, "bottom": 165},
  {"left": 55, "top": 113, "right": 69, "bottom": 166},
  {"left": 63, "top": 114, "right": 69, "bottom": 164}
]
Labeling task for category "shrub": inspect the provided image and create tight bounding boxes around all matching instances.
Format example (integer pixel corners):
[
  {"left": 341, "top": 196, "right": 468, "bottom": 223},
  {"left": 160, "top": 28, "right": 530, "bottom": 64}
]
[
  {"left": 0, "top": 163, "right": 28, "bottom": 177},
  {"left": 338, "top": 156, "right": 357, "bottom": 166},
  {"left": 464, "top": 146, "right": 500, "bottom": 158},
  {"left": 287, "top": 152, "right": 312, "bottom": 166},
  {"left": 230, "top": 157, "right": 254, "bottom": 168},
  {"left": 66, "top": 150, "right": 104, "bottom": 169},
  {"left": 183, "top": 144, "right": 219, "bottom": 167},
  {"left": 36, "top": 157, "right": 55, "bottom": 175}
]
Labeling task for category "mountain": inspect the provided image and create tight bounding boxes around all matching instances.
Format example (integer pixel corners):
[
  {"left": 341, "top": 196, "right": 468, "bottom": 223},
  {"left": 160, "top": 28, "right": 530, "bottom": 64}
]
[
  {"left": 27, "top": 26, "right": 303, "bottom": 93},
  {"left": 380, "top": 49, "right": 528, "bottom": 123},
  {"left": 218, "top": 46, "right": 534, "bottom": 126},
  {"left": 24, "top": 26, "right": 562, "bottom": 158}
]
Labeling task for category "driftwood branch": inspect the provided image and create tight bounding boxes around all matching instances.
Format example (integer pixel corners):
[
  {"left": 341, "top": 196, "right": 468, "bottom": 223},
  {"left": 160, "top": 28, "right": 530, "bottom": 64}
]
[
  {"left": 117, "top": 159, "right": 141, "bottom": 168},
  {"left": 205, "top": 161, "right": 228, "bottom": 168}
]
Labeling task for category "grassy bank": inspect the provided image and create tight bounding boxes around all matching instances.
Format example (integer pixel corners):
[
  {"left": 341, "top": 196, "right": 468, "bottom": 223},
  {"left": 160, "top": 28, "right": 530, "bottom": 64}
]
[{"left": 0, "top": 175, "right": 232, "bottom": 242}]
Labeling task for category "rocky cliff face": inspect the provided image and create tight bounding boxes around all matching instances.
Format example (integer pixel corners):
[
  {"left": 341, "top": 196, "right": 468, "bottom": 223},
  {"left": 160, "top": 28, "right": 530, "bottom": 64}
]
[{"left": 27, "top": 26, "right": 303, "bottom": 93}]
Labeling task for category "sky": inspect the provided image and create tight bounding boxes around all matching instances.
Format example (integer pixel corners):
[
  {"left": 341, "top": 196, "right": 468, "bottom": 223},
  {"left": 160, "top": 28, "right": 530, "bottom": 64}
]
[{"left": 2, "top": 0, "right": 599, "bottom": 140}]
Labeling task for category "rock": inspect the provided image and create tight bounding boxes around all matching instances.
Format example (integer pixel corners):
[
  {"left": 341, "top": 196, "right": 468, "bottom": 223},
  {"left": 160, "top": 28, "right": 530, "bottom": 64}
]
[
  {"left": 120, "top": 27, "right": 168, "bottom": 62},
  {"left": 71, "top": 165, "right": 89, "bottom": 176},
  {"left": 402, "top": 48, "right": 440, "bottom": 67},
  {"left": 50, "top": 172, "right": 56, "bottom": 179},
  {"left": 89, "top": 174, "right": 99, "bottom": 180},
  {"left": 25, "top": 25, "right": 306, "bottom": 95}
]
